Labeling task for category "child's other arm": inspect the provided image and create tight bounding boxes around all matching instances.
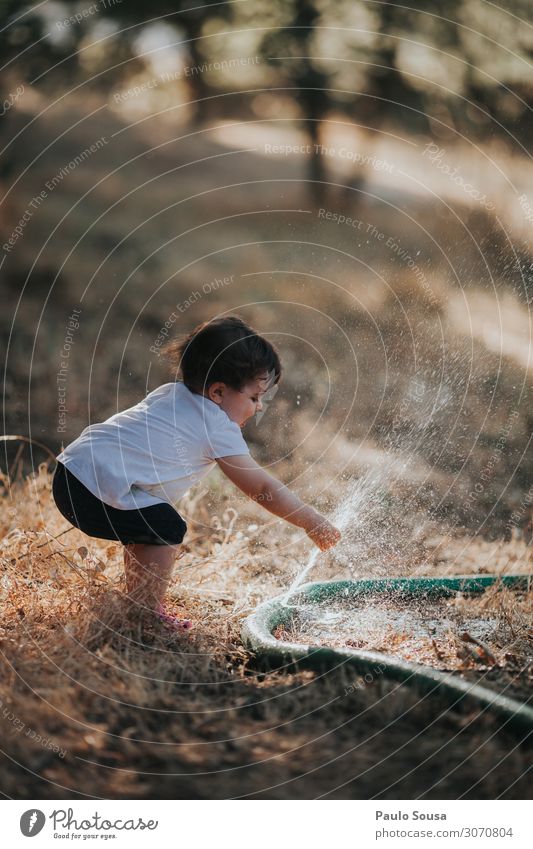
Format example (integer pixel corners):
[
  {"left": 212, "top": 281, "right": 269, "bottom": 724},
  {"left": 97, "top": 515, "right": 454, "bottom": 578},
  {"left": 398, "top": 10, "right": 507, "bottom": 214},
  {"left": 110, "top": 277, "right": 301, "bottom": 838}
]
[{"left": 216, "top": 454, "right": 341, "bottom": 551}]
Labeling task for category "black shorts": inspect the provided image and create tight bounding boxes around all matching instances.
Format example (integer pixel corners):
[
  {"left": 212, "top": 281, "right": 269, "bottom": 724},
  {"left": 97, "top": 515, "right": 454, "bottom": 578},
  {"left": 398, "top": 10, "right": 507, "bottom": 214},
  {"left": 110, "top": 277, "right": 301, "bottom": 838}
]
[{"left": 52, "top": 462, "right": 187, "bottom": 546}]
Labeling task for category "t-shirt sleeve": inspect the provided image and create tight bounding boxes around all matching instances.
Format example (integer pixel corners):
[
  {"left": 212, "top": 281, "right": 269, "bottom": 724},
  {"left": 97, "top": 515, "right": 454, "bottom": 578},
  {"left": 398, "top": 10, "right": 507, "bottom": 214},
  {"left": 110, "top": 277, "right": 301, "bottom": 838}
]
[{"left": 205, "top": 413, "right": 250, "bottom": 459}]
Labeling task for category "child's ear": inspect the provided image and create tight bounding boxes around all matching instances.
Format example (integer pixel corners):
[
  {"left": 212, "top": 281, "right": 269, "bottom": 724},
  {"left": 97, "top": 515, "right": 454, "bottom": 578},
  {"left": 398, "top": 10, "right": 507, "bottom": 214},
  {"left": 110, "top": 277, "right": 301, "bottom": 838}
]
[{"left": 207, "top": 382, "right": 226, "bottom": 405}]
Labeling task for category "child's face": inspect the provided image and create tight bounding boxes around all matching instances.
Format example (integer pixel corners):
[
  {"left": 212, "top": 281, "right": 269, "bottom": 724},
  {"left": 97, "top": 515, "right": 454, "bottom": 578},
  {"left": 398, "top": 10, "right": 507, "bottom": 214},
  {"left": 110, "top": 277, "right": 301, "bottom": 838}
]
[{"left": 207, "top": 373, "right": 272, "bottom": 427}]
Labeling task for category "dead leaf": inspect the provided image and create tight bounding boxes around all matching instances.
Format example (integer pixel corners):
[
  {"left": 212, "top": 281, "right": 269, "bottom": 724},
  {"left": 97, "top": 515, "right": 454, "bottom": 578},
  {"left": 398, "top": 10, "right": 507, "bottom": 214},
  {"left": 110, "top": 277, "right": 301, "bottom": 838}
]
[{"left": 460, "top": 631, "right": 497, "bottom": 665}]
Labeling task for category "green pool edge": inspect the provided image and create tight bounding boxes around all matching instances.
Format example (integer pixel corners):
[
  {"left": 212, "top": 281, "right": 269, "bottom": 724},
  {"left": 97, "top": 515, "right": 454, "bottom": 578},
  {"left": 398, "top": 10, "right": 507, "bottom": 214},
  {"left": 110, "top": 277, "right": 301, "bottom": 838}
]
[{"left": 241, "top": 575, "right": 533, "bottom": 734}]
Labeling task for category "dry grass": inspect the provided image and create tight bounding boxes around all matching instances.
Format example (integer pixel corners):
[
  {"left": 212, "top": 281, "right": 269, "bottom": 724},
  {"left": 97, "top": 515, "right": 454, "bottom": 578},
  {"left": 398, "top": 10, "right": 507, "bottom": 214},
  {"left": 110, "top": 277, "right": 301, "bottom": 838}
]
[{"left": 0, "top": 466, "right": 531, "bottom": 800}]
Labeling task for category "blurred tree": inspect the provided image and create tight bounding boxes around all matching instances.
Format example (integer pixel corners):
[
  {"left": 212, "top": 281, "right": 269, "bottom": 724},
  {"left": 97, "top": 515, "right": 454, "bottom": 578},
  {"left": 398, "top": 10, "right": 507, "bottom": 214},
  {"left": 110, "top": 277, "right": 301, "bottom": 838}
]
[
  {"left": 260, "top": 0, "right": 533, "bottom": 200},
  {"left": 261, "top": 0, "right": 331, "bottom": 202},
  {"left": 0, "top": 0, "right": 532, "bottom": 195}
]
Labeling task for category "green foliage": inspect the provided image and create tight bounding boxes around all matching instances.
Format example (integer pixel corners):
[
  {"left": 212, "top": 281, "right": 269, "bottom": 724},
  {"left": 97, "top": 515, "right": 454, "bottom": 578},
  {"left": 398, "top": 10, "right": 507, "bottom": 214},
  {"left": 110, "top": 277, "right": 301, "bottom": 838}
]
[{"left": 1, "top": 1, "right": 532, "bottom": 140}]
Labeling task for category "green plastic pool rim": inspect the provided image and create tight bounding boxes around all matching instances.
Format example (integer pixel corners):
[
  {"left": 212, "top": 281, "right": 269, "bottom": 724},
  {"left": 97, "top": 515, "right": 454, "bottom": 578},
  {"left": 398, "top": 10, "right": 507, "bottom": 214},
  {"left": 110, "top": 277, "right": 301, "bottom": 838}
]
[{"left": 241, "top": 575, "right": 533, "bottom": 733}]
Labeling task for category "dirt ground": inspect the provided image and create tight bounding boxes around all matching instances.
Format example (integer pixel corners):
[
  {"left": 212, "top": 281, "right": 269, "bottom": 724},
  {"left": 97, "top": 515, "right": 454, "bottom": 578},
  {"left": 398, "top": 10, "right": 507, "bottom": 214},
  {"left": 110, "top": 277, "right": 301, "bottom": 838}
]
[{"left": 0, "top": 465, "right": 531, "bottom": 800}]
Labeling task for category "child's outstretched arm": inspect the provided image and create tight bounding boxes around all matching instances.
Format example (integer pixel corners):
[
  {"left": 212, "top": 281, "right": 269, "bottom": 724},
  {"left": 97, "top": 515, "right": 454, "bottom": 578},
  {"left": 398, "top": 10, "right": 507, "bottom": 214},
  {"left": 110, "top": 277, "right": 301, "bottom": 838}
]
[{"left": 216, "top": 454, "right": 341, "bottom": 551}]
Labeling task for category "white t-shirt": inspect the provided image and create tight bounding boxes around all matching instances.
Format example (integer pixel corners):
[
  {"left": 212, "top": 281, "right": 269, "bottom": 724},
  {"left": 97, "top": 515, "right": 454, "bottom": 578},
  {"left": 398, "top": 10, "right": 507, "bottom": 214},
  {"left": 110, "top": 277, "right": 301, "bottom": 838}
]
[{"left": 56, "top": 382, "right": 250, "bottom": 510}]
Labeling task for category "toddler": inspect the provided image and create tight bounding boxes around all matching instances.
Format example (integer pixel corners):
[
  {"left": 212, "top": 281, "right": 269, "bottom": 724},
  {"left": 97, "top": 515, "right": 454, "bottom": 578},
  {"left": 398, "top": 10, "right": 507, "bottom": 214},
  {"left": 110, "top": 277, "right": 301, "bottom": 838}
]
[{"left": 52, "top": 315, "right": 341, "bottom": 632}]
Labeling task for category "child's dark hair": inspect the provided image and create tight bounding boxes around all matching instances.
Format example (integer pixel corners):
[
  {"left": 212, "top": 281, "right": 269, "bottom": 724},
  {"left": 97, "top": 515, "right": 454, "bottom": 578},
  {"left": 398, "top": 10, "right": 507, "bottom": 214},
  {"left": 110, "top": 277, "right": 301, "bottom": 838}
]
[{"left": 161, "top": 315, "right": 282, "bottom": 393}]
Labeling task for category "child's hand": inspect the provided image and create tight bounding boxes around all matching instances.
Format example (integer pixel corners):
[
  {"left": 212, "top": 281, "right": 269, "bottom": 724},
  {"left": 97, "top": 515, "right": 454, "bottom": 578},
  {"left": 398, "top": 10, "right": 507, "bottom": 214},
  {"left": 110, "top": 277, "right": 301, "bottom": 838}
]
[{"left": 306, "top": 516, "right": 342, "bottom": 551}]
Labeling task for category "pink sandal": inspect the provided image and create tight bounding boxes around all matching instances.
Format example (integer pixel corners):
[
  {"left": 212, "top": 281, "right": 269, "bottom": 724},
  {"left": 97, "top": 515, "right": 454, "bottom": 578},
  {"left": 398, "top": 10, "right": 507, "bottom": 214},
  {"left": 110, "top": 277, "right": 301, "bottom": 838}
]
[{"left": 156, "top": 606, "right": 193, "bottom": 632}]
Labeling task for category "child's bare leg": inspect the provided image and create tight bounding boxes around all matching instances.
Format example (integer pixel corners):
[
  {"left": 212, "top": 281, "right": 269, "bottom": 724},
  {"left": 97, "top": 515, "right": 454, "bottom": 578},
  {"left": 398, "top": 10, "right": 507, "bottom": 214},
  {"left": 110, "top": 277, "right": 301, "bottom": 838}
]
[{"left": 123, "top": 543, "right": 180, "bottom": 611}]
